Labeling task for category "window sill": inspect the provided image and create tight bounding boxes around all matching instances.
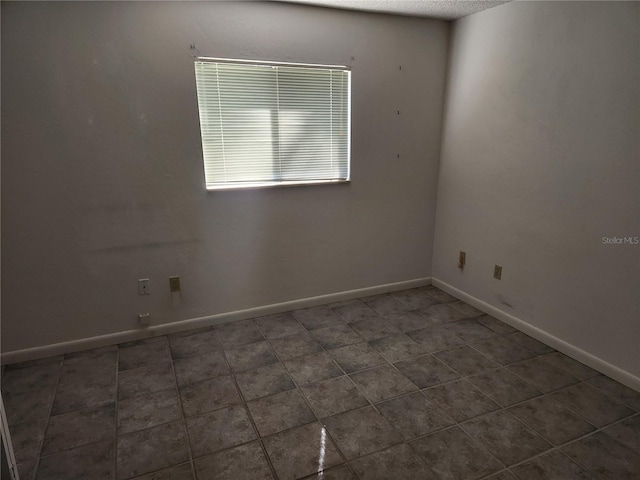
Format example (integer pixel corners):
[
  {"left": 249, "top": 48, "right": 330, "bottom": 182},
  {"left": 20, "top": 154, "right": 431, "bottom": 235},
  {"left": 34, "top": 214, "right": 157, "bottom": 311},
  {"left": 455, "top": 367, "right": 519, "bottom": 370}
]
[{"left": 205, "top": 179, "right": 351, "bottom": 191}]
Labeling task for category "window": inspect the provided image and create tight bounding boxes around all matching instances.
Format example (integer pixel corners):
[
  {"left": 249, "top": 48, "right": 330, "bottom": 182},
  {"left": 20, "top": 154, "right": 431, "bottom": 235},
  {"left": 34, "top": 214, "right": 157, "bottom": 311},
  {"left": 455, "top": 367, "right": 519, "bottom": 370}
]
[{"left": 194, "top": 57, "right": 351, "bottom": 190}]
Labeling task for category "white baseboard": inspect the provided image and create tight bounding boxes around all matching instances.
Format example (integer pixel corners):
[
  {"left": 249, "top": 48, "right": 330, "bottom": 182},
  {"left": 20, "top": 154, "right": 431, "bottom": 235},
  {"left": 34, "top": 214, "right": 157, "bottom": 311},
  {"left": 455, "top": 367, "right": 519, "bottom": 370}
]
[
  {"left": 1, "top": 277, "right": 432, "bottom": 365},
  {"left": 432, "top": 278, "right": 640, "bottom": 393}
]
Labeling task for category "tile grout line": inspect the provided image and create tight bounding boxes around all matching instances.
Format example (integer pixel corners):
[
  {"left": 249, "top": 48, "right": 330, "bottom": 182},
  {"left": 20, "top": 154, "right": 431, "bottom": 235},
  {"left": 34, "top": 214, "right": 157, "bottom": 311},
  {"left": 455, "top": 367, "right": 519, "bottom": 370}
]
[
  {"left": 216, "top": 324, "right": 282, "bottom": 480},
  {"left": 165, "top": 337, "right": 198, "bottom": 480},
  {"left": 31, "top": 355, "right": 64, "bottom": 480},
  {"left": 254, "top": 314, "right": 352, "bottom": 479}
]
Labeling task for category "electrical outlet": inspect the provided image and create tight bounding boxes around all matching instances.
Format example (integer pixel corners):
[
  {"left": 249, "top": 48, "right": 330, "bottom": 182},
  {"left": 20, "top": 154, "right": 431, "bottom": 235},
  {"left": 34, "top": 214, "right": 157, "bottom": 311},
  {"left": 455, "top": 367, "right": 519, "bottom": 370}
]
[
  {"left": 138, "top": 313, "right": 150, "bottom": 325},
  {"left": 494, "top": 265, "right": 502, "bottom": 280},
  {"left": 138, "top": 278, "right": 150, "bottom": 295},
  {"left": 458, "top": 251, "right": 466, "bottom": 269},
  {"left": 169, "top": 276, "right": 181, "bottom": 292}
]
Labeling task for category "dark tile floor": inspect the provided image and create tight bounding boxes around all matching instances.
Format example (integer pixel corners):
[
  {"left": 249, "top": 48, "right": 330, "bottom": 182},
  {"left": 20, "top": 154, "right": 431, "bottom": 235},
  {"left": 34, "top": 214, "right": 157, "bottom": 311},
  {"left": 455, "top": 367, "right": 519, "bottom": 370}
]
[{"left": 2, "top": 286, "right": 640, "bottom": 480}]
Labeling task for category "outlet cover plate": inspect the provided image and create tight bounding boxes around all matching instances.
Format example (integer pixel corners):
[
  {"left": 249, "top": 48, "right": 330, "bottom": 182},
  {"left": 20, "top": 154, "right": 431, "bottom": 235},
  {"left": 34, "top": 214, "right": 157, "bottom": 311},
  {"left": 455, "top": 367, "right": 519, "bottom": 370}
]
[
  {"left": 138, "top": 278, "right": 150, "bottom": 295},
  {"left": 494, "top": 265, "right": 502, "bottom": 280},
  {"left": 169, "top": 276, "right": 181, "bottom": 292}
]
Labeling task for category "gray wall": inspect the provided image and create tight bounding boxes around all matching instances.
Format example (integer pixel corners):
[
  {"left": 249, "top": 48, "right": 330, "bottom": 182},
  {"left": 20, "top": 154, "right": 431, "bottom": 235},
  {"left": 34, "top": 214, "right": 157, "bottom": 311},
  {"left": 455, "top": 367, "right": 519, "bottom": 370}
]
[
  {"left": 1, "top": 2, "right": 448, "bottom": 352},
  {"left": 433, "top": 1, "right": 640, "bottom": 377}
]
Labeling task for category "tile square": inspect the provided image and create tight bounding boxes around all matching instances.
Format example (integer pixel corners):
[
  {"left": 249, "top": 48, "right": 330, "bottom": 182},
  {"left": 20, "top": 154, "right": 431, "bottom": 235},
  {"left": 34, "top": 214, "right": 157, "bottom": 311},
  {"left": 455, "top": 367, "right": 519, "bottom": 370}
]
[
  {"left": 300, "top": 376, "right": 369, "bottom": 418},
  {"left": 331, "top": 301, "right": 377, "bottom": 323},
  {"left": 264, "top": 422, "right": 343, "bottom": 479},
  {"left": 52, "top": 374, "right": 116, "bottom": 415},
  {"left": 285, "top": 352, "right": 343, "bottom": 385},
  {"left": 322, "top": 406, "right": 403, "bottom": 460},
  {"left": 117, "top": 387, "right": 181, "bottom": 435},
  {"left": 292, "top": 305, "right": 343, "bottom": 330},
  {"left": 59, "top": 351, "right": 116, "bottom": 385},
  {"left": 168, "top": 328, "right": 219, "bottom": 359},
  {"left": 449, "top": 301, "right": 484, "bottom": 318},
  {"left": 563, "top": 431, "right": 640, "bottom": 480},
  {"left": 4, "top": 385, "right": 55, "bottom": 425},
  {"left": 369, "top": 334, "right": 429, "bottom": 362},
  {"left": 36, "top": 439, "right": 114, "bottom": 480},
  {"left": 118, "top": 362, "right": 175, "bottom": 400},
  {"left": 407, "top": 325, "right": 466, "bottom": 352},
  {"left": 507, "top": 357, "right": 579, "bottom": 392},
  {"left": 225, "top": 341, "right": 278, "bottom": 372},
  {"left": 9, "top": 418, "right": 47, "bottom": 464},
  {"left": 511, "top": 450, "right": 598, "bottom": 480},
  {"left": 362, "top": 295, "right": 410, "bottom": 315},
  {"left": 419, "top": 303, "right": 465, "bottom": 322},
  {"left": 384, "top": 311, "right": 440, "bottom": 332},
  {"left": 349, "top": 317, "right": 402, "bottom": 341},
  {"left": 424, "top": 288, "right": 457, "bottom": 304},
  {"left": 441, "top": 319, "right": 496, "bottom": 343},
  {"left": 269, "top": 332, "right": 323, "bottom": 360},
  {"left": 255, "top": 313, "right": 306, "bottom": 339},
  {"left": 508, "top": 396, "right": 596, "bottom": 445},
  {"left": 235, "top": 362, "right": 295, "bottom": 401},
  {"left": 215, "top": 320, "right": 264, "bottom": 347},
  {"left": 468, "top": 368, "right": 542, "bottom": 407},
  {"left": 42, "top": 403, "right": 115, "bottom": 455},
  {"left": 186, "top": 404, "right": 256, "bottom": 458},
  {"left": 392, "top": 289, "right": 439, "bottom": 310},
  {"left": 310, "top": 324, "right": 363, "bottom": 349},
  {"left": 180, "top": 375, "right": 241, "bottom": 417},
  {"left": 194, "top": 441, "right": 273, "bottom": 480},
  {"left": 131, "top": 463, "right": 194, "bottom": 480},
  {"left": 349, "top": 365, "right": 417, "bottom": 403},
  {"left": 119, "top": 340, "right": 171, "bottom": 371},
  {"left": 394, "top": 354, "right": 460, "bottom": 388},
  {"left": 116, "top": 421, "right": 190, "bottom": 480},
  {"left": 423, "top": 379, "right": 500, "bottom": 422},
  {"left": 586, "top": 376, "right": 640, "bottom": 411},
  {"left": 434, "top": 345, "right": 500, "bottom": 376},
  {"left": 505, "top": 332, "right": 554, "bottom": 354},
  {"left": 462, "top": 410, "right": 551, "bottom": 465},
  {"left": 472, "top": 335, "right": 536, "bottom": 365},
  {"left": 540, "top": 352, "right": 599, "bottom": 380},
  {"left": 603, "top": 415, "right": 640, "bottom": 454},
  {"left": 349, "top": 443, "right": 434, "bottom": 480},
  {"left": 552, "top": 383, "right": 634, "bottom": 427},
  {"left": 173, "top": 350, "right": 229, "bottom": 386},
  {"left": 248, "top": 389, "right": 316, "bottom": 436},
  {"left": 475, "top": 315, "right": 517, "bottom": 334},
  {"left": 1, "top": 362, "right": 61, "bottom": 395},
  {"left": 377, "top": 391, "right": 454, "bottom": 439},
  {"left": 328, "top": 342, "right": 387, "bottom": 374},
  {"left": 410, "top": 426, "right": 502, "bottom": 480}
]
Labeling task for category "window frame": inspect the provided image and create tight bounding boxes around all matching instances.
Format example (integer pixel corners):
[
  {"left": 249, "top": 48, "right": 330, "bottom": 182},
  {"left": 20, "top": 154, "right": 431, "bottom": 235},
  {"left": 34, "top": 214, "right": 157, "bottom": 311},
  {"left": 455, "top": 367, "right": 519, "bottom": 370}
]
[{"left": 194, "top": 56, "right": 352, "bottom": 191}]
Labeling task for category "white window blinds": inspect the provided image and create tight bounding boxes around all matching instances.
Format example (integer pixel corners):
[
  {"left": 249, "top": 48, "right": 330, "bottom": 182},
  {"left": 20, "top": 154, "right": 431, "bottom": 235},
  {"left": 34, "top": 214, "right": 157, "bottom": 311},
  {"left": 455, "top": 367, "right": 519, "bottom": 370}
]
[{"left": 194, "top": 58, "right": 351, "bottom": 190}]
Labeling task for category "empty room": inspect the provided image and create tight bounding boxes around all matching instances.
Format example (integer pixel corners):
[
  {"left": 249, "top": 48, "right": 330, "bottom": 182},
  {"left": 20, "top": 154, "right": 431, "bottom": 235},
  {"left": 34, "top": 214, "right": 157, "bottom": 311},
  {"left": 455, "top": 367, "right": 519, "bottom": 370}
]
[{"left": 1, "top": 0, "right": 638, "bottom": 479}]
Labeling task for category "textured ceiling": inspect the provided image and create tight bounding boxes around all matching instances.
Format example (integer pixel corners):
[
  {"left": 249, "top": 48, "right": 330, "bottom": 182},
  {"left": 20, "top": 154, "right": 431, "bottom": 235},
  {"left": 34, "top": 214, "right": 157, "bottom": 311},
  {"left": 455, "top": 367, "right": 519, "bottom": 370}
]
[{"left": 274, "top": 0, "right": 513, "bottom": 20}]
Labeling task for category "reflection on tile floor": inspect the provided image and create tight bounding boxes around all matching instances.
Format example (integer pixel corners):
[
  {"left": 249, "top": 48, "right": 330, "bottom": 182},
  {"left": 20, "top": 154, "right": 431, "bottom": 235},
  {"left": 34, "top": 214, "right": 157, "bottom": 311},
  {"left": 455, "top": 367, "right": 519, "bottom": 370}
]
[{"left": 2, "top": 286, "right": 640, "bottom": 480}]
